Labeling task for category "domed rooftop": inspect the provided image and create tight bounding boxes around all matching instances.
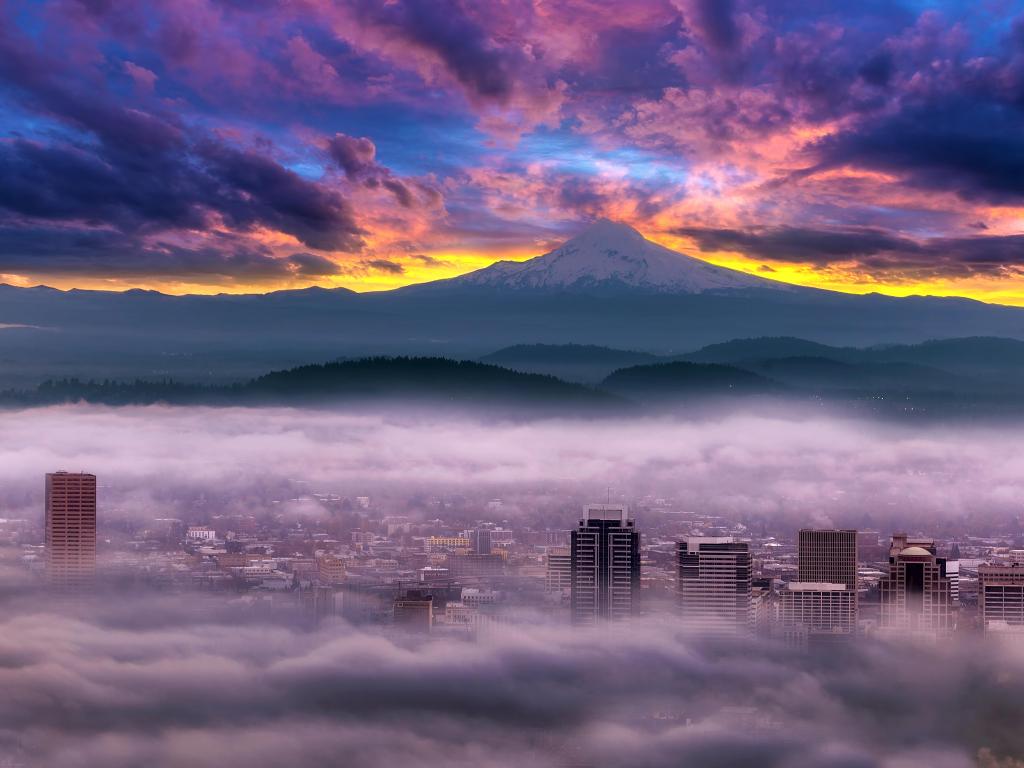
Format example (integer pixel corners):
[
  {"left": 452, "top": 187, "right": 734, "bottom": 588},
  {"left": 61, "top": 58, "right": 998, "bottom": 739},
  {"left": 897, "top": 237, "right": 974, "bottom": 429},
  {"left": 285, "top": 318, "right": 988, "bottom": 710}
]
[{"left": 899, "top": 546, "right": 932, "bottom": 558}]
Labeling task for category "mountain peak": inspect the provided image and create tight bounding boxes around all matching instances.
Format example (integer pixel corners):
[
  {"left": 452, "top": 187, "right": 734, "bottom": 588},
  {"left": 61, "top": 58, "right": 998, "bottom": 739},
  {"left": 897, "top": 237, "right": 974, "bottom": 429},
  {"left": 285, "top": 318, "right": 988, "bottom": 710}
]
[
  {"left": 429, "top": 219, "right": 791, "bottom": 295},
  {"left": 577, "top": 218, "right": 646, "bottom": 240}
]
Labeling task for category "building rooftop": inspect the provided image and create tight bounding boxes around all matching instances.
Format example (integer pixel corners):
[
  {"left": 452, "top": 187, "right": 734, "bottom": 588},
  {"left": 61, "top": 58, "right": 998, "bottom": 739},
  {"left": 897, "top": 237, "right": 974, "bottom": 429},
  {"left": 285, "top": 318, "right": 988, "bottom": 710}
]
[
  {"left": 899, "top": 546, "right": 933, "bottom": 558},
  {"left": 787, "top": 582, "right": 850, "bottom": 591},
  {"left": 582, "top": 504, "right": 629, "bottom": 523}
]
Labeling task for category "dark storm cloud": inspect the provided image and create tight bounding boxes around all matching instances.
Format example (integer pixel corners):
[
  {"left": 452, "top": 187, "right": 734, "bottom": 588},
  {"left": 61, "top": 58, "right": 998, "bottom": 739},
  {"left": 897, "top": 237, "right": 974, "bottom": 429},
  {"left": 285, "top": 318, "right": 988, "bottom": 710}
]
[
  {"left": 327, "top": 133, "right": 440, "bottom": 210},
  {"left": 411, "top": 253, "right": 451, "bottom": 267},
  {"left": 810, "top": 101, "right": 1024, "bottom": 204},
  {"left": 196, "top": 141, "right": 363, "bottom": 251},
  {"left": 350, "top": 0, "right": 516, "bottom": 101},
  {"left": 359, "top": 258, "right": 404, "bottom": 274},
  {"left": 679, "top": 226, "right": 1024, "bottom": 278},
  {"left": 691, "top": 0, "right": 740, "bottom": 51},
  {"left": 0, "top": 130, "right": 363, "bottom": 255},
  {"left": 857, "top": 51, "right": 894, "bottom": 87},
  {"left": 0, "top": 226, "right": 349, "bottom": 282},
  {"left": 679, "top": 226, "right": 919, "bottom": 262},
  {"left": 0, "top": 20, "right": 364, "bottom": 256},
  {"left": 287, "top": 252, "right": 341, "bottom": 276},
  {"left": 327, "top": 133, "right": 378, "bottom": 179}
]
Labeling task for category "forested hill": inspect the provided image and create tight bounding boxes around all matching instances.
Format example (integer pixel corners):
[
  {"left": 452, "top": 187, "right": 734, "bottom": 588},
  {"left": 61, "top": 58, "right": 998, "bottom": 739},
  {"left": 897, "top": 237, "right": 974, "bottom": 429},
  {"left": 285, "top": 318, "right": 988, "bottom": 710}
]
[{"left": 0, "top": 357, "right": 620, "bottom": 411}]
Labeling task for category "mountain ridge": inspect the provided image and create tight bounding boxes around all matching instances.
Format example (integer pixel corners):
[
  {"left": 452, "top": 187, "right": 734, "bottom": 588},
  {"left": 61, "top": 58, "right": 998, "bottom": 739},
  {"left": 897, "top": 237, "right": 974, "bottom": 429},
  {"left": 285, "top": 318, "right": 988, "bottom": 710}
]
[
  {"left": 400, "top": 219, "right": 796, "bottom": 295},
  {"left": 2, "top": 223, "right": 1024, "bottom": 387}
]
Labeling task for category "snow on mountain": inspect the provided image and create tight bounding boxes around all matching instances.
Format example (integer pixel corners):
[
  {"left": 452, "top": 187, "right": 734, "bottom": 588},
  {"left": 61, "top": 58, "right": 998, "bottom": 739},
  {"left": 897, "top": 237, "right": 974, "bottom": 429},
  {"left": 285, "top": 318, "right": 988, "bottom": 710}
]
[{"left": 442, "top": 219, "right": 789, "bottom": 294}]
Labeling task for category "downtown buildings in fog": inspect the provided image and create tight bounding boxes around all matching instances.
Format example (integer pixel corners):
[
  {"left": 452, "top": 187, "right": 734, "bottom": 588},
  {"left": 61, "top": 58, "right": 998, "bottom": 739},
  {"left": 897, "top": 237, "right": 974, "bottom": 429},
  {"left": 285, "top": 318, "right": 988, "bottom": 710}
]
[{"left": 28, "top": 470, "right": 1024, "bottom": 643}]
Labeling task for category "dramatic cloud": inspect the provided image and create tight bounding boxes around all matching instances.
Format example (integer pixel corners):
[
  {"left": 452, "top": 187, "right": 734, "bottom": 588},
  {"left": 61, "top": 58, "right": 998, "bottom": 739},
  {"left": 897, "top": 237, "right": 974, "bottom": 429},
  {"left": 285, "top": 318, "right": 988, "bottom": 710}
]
[
  {"left": 326, "top": 133, "right": 441, "bottom": 210},
  {"left": 679, "top": 227, "right": 1024, "bottom": 279},
  {"left": 809, "top": 101, "right": 1024, "bottom": 205},
  {"left": 0, "top": 1, "right": 1022, "bottom": 297}
]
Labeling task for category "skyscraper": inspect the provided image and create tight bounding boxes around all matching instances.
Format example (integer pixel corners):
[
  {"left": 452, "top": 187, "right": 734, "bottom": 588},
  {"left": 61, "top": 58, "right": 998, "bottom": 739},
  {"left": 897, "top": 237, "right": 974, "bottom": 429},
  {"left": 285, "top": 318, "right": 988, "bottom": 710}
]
[
  {"left": 546, "top": 546, "right": 572, "bottom": 595},
  {"left": 677, "top": 538, "right": 753, "bottom": 636},
  {"left": 798, "top": 529, "right": 858, "bottom": 590},
  {"left": 978, "top": 563, "right": 1024, "bottom": 635},
  {"left": 879, "top": 538, "right": 954, "bottom": 639},
  {"left": 570, "top": 504, "right": 640, "bottom": 624},
  {"left": 778, "top": 583, "right": 857, "bottom": 647},
  {"left": 797, "top": 528, "right": 858, "bottom": 633},
  {"left": 394, "top": 589, "right": 433, "bottom": 632},
  {"left": 45, "top": 471, "right": 97, "bottom": 592},
  {"left": 470, "top": 528, "right": 492, "bottom": 555}
]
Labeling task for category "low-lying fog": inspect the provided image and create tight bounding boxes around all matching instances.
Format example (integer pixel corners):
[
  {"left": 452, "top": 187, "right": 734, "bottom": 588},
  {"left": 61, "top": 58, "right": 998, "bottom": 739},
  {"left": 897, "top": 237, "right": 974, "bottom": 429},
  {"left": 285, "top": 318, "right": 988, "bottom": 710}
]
[
  {"left": 0, "top": 403, "right": 1021, "bottom": 530},
  {"left": 0, "top": 594, "right": 1021, "bottom": 768},
  {"left": 3, "top": 403, "right": 1024, "bottom": 767}
]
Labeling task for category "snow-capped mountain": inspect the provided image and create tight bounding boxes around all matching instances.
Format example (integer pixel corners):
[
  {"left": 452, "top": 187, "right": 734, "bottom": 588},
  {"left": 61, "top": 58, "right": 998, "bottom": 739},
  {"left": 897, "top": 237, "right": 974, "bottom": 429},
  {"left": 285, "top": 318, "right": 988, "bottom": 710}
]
[{"left": 439, "top": 219, "right": 788, "bottom": 294}]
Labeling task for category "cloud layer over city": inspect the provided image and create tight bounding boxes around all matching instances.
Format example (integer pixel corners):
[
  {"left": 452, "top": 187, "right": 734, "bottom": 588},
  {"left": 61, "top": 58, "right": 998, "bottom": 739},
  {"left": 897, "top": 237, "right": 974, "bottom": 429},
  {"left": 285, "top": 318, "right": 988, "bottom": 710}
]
[{"left": 1, "top": 404, "right": 1023, "bottom": 532}]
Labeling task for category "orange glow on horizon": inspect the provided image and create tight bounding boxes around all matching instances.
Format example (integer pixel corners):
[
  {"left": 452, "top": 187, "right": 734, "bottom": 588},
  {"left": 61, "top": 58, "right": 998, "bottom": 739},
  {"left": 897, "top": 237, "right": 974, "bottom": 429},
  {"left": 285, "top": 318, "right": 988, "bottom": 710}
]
[{"left": 8, "top": 232, "right": 1024, "bottom": 307}]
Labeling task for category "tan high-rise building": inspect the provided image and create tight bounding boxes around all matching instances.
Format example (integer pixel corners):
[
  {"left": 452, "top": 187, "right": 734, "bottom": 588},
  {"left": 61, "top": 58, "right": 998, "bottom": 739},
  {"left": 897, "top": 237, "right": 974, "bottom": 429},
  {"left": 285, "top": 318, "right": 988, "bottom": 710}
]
[
  {"left": 879, "top": 541, "right": 954, "bottom": 640},
  {"left": 317, "top": 555, "right": 346, "bottom": 585},
  {"left": 45, "top": 471, "right": 97, "bottom": 591}
]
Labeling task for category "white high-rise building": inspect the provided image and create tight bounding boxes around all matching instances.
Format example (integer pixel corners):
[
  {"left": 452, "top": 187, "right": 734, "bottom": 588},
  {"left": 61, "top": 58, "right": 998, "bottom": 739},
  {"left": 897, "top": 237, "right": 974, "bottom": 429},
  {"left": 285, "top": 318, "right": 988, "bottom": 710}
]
[
  {"left": 945, "top": 559, "right": 960, "bottom": 605},
  {"left": 778, "top": 582, "right": 857, "bottom": 646},
  {"left": 677, "top": 537, "right": 752, "bottom": 636},
  {"left": 546, "top": 546, "right": 572, "bottom": 595},
  {"left": 979, "top": 563, "right": 1024, "bottom": 634}
]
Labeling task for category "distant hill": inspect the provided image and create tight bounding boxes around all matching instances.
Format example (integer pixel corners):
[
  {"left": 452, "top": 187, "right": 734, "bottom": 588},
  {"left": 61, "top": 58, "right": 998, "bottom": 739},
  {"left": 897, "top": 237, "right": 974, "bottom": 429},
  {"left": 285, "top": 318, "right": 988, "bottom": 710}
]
[
  {"left": 0, "top": 357, "right": 621, "bottom": 412},
  {"left": 679, "top": 337, "right": 854, "bottom": 364},
  {"left": 241, "top": 357, "right": 617, "bottom": 408},
  {"left": 480, "top": 344, "right": 662, "bottom": 383},
  {"left": 480, "top": 335, "right": 1024, "bottom": 391},
  {"left": 601, "top": 361, "right": 777, "bottom": 400},
  {"left": 865, "top": 337, "right": 1024, "bottom": 375},
  {"left": 674, "top": 335, "right": 1024, "bottom": 392},
  {"left": 740, "top": 356, "right": 972, "bottom": 393}
]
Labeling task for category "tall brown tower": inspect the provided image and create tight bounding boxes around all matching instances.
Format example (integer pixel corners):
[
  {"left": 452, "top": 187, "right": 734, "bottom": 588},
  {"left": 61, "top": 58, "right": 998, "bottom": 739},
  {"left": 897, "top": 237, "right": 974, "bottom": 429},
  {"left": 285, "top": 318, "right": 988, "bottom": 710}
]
[
  {"left": 45, "top": 471, "right": 97, "bottom": 591},
  {"left": 798, "top": 529, "right": 858, "bottom": 590}
]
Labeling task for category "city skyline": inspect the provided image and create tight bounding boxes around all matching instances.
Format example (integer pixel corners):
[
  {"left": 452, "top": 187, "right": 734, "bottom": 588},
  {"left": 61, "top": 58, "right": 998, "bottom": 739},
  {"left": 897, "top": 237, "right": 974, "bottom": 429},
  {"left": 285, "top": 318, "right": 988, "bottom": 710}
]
[
  {"left": 34, "top": 469, "right": 1020, "bottom": 640},
  {"left": 9, "top": 458, "right": 1024, "bottom": 766}
]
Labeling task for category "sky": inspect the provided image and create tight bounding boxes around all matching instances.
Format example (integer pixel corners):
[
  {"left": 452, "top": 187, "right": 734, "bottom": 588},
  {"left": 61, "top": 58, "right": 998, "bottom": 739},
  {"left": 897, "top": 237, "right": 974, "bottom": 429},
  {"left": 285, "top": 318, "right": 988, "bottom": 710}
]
[{"left": 1, "top": 1, "right": 1024, "bottom": 301}]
